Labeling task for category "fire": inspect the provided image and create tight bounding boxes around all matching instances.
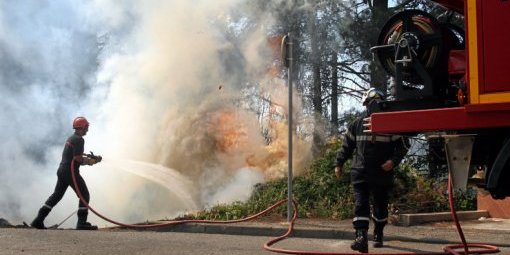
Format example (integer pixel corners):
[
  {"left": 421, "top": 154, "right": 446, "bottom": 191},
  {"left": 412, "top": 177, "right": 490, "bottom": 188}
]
[
  {"left": 158, "top": 91, "right": 312, "bottom": 184},
  {"left": 205, "top": 108, "right": 292, "bottom": 180},
  {"left": 211, "top": 111, "right": 248, "bottom": 153}
]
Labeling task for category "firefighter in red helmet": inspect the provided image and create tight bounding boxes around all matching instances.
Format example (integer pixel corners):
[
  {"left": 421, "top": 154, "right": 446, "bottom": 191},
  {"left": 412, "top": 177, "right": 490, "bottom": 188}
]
[
  {"left": 335, "top": 88, "right": 409, "bottom": 253},
  {"left": 31, "top": 116, "right": 102, "bottom": 230}
]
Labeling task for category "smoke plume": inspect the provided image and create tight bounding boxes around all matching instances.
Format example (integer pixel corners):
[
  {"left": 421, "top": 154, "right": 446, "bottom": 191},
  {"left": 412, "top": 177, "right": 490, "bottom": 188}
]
[{"left": 0, "top": 0, "right": 313, "bottom": 226}]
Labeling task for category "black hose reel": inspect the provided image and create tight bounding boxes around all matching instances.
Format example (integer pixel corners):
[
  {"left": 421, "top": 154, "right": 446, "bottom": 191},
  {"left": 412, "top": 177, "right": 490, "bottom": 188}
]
[{"left": 371, "top": 9, "right": 464, "bottom": 106}]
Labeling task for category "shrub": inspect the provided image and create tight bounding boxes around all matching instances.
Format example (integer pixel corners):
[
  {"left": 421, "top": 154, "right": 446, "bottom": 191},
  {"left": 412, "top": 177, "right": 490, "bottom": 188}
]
[{"left": 194, "top": 138, "right": 477, "bottom": 221}]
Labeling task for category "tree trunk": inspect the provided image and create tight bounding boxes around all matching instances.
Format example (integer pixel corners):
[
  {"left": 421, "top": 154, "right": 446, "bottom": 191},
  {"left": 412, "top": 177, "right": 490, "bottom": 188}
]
[
  {"left": 370, "top": 0, "right": 389, "bottom": 90},
  {"left": 309, "top": 5, "right": 325, "bottom": 156},
  {"left": 331, "top": 53, "right": 339, "bottom": 136},
  {"left": 311, "top": 18, "right": 322, "bottom": 114}
]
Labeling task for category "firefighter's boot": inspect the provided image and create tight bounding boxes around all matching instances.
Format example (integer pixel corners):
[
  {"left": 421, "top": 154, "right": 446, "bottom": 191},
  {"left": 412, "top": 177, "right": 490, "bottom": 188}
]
[
  {"left": 76, "top": 208, "right": 97, "bottom": 230},
  {"left": 350, "top": 229, "right": 368, "bottom": 253},
  {"left": 373, "top": 224, "right": 384, "bottom": 248},
  {"left": 76, "top": 221, "right": 98, "bottom": 230},
  {"left": 31, "top": 206, "right": 51, "bottom": 229}
]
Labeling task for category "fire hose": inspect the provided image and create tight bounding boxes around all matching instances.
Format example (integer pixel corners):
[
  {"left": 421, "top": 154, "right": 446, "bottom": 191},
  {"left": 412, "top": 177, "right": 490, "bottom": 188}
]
[{"left": 70, "top": 159, "right": 499, "bottom": 254}]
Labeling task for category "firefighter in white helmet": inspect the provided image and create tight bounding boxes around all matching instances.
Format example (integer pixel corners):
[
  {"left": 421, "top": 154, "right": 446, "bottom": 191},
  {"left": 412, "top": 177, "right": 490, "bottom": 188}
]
[{"left": 334, "top": 88, "right": 409, "bottom": 253}]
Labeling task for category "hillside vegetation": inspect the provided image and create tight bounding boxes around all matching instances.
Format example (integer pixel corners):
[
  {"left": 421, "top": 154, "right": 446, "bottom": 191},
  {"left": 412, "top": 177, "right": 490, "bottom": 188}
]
[{"left": 195, "top": 139, "right": 477, "bottom": 221}]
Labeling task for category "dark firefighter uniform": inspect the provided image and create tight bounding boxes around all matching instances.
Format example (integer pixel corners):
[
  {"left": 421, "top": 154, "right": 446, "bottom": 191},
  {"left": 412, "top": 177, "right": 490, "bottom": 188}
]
[
  {"left": 32, "top": 116, "right": 99, "bottom": 230},
  {"left": 336, "top": 111, "right": 409, "bottom": 231}
]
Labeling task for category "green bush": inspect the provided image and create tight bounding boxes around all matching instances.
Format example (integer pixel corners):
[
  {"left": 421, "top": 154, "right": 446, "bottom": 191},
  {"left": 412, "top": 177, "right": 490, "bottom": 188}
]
[
  {"left": 194, "top": 138, "right": 477, "bottom": 221},
  {"left": 392, "top": 160, "right": 477, "bottom": 214}
]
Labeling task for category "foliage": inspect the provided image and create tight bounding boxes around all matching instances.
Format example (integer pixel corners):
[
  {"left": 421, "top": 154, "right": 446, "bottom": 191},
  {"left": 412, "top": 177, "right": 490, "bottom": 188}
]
[
  {"left": 392, "top": 160, "right": 477, "bottom": 214},
  {"left": 193, "top": 138, "right": 477, "bottom": 221}
]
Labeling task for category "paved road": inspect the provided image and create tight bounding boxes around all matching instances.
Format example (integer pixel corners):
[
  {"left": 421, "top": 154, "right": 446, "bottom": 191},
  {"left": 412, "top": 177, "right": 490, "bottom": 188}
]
[{"left": 1, "top": 228, "right": 508, "bottom": 255}]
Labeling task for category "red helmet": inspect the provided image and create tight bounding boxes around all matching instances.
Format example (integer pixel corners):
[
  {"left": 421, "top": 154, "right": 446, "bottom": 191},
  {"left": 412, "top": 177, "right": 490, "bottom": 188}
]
[{"left": 73, "top": 117, "right": 90, "bottom": 129}]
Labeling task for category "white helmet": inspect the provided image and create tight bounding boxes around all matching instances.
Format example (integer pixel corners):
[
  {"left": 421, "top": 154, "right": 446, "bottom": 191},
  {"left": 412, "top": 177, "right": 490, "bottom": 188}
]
[{"left": 361, "top": 88, "right": 385, "bottom": 106}]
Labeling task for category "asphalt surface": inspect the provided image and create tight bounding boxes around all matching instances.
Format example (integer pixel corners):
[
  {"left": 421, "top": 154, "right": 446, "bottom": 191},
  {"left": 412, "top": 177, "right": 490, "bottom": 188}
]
[
  {"left": 151, "top": 216, "right": 510, "bottom": 246},
  {"left": 1, "top": 223, "right": 509, "bottom": 255},
  {"left": 1, "top": 215, "right": 509, "bottom": 254}
]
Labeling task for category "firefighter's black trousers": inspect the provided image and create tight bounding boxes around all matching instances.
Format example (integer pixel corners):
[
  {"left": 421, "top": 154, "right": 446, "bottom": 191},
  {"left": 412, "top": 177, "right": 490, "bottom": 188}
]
[
  {"left": 352, "top": 182, "right": 391, "bottom": 230},
  {"left": 44, "top": 165, "right": 90, "bottom": 222}
]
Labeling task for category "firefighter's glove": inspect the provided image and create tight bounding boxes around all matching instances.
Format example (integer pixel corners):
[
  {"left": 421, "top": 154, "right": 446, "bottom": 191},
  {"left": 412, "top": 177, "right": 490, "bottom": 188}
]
[
  {"left": 334, "top": 166, "right": 342, "bottom": 179},
  {"left": 88, "top": 158, "right": 98, "bottom": 165},
  {"left": 86, "top": 152, "right": 102, "bottom": 164},
  {"left": 381, "top": 160, "right": 394, "bottom": 172},
  {"left": 83, "top": 156, "right": 98, "bottom": 165}
]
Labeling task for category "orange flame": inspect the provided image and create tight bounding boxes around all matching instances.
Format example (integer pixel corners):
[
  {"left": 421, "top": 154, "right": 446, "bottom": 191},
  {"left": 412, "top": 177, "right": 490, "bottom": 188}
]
[{"left": 211, "top": 111, "right": 248, "bottom": 153}]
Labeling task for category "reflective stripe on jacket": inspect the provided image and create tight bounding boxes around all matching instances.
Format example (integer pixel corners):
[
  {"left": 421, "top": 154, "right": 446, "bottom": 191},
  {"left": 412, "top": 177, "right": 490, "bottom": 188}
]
[{"left": 336, "top": 112, "right": 409, "bottom": 185}]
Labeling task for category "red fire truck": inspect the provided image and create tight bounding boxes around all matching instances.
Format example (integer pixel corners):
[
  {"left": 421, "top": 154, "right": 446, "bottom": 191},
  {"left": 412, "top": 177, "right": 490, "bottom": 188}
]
[{"left": 367, "top": 0, "right": 510, "bottom": 199}]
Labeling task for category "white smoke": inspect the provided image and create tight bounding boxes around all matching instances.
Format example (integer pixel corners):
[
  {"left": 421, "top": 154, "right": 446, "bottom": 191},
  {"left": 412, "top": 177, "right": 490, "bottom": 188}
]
[
  {"left": 205, "top": 168, "right": 265, "bottom": 206},
  {"left": 0, "top": 0, "right": 106, "bottom": 227},
  {"left": 0, "top": 0, "right": 313, "bottom": 227}
]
